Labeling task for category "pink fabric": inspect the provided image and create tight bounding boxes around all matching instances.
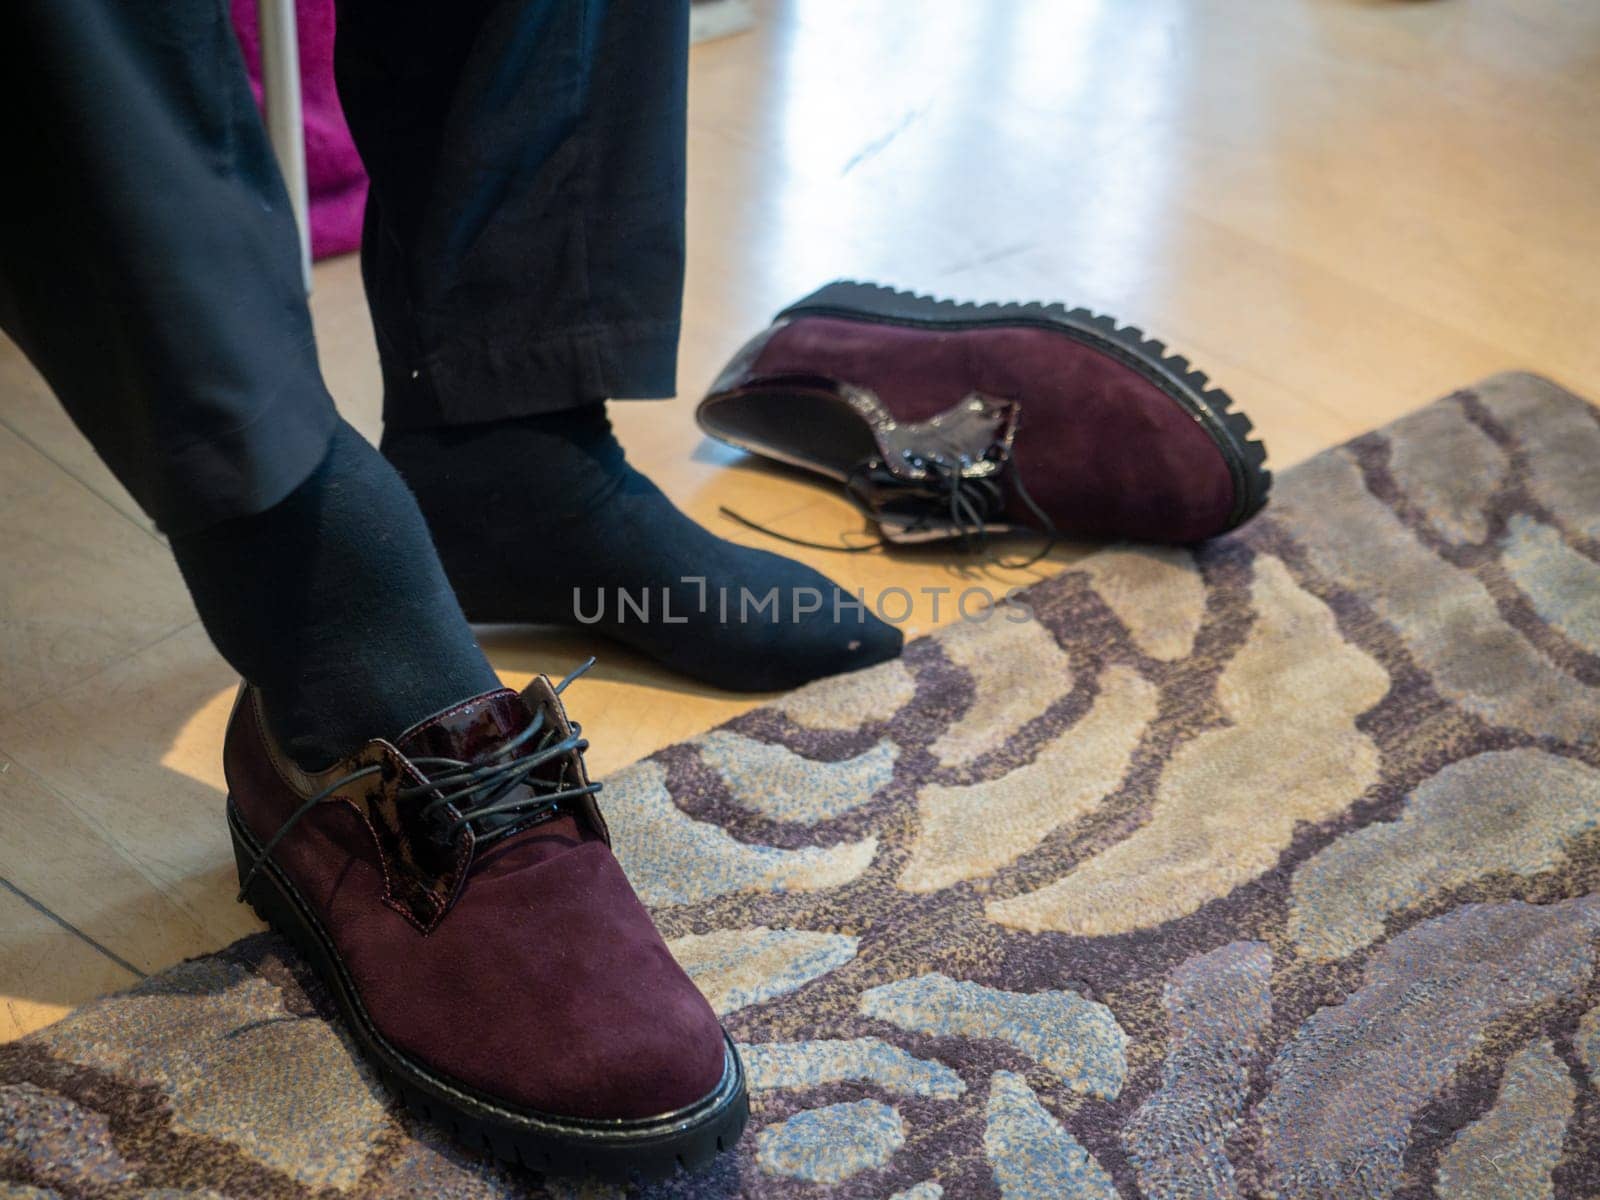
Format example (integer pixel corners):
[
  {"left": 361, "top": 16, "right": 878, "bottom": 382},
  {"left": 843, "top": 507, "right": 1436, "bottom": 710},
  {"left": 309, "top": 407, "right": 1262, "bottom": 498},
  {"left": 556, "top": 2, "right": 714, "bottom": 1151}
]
[{"left": 230, "top": 0, "right": 367, "bottom": 260}]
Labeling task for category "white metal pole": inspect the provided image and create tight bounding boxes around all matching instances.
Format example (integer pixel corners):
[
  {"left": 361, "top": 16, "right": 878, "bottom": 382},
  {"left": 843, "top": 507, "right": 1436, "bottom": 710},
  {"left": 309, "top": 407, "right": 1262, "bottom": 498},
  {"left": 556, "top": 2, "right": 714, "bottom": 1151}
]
[{"left": 257, "top": 0, "right": 312, "bottom": 292}]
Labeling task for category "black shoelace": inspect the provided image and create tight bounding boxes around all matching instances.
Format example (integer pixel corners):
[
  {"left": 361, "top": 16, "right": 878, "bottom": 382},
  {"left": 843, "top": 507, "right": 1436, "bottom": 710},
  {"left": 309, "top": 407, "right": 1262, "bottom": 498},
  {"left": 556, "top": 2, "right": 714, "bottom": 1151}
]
[
  {"left": 236, "top": 660, "right": 603, "bottom": 901},
  {"left": 721, "top": 454, "right": 1061, "bottom": 569}
]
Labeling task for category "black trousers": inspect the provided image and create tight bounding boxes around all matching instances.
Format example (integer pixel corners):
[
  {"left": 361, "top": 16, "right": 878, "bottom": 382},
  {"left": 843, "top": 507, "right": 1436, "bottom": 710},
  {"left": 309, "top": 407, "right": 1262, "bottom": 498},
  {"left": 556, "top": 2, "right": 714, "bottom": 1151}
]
[{"left": 0, "top": 0, "right": 689, "bottom": 535}]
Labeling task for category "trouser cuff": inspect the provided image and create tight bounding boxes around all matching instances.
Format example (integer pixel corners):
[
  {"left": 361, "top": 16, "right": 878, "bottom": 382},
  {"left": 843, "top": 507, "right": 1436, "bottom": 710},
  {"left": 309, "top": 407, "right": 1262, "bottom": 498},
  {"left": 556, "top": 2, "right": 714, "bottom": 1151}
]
[
  {"left": 381, "top": 320, "right": 681, "bottom": 429},
  {"left": 151, "top": 389, "right": 339, "bottom": 536}
]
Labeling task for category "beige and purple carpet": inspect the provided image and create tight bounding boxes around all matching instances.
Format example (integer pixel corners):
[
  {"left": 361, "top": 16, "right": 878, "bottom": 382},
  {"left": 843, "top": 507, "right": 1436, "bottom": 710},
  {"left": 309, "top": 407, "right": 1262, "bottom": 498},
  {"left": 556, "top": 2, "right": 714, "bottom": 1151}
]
[{"left": 5, "top": 372, "right": 1600, "bottom": 1199}]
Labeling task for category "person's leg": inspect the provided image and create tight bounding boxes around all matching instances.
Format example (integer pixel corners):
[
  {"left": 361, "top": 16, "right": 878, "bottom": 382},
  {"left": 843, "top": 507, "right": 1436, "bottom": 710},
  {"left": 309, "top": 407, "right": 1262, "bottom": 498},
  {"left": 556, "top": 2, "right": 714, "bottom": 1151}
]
[
  {"left": 170, "top": 424, "right": 499, "bottom": 767},
  {"left": 5, "top": 9, "right": 749, "bottom": 1163},
  {"left": 334, "top": 0, "right": 903, "bottom": 691},
  {"left": 334, "top": 0, "right": 684, "bottom": 423},
  {"left": 1, "top": 0, "right": 498, "bottom": 767}
]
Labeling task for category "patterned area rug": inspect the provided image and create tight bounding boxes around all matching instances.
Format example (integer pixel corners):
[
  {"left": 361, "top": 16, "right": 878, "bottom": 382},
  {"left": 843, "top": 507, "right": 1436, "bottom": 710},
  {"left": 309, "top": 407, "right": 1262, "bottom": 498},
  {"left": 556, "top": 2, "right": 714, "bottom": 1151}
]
[{"left": 5, "top": 371, "right": 1600, "bottom": 1199}]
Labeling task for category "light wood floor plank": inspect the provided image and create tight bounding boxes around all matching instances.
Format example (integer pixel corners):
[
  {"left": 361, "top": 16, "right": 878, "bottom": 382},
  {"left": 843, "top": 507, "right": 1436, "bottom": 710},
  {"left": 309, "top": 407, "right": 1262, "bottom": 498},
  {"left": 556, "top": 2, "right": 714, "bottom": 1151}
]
[
  {"left": 0, "top": 880, "right": 141, "bottom": 1042},
  {"left": 0, "top": 427, "right": 196, "bottom": 720},
  {"left": 0, "top": 752, "right": 223, "bottom": 975},
  {"left": 0, "top": 626, "right": 265, "bottom": 963}
]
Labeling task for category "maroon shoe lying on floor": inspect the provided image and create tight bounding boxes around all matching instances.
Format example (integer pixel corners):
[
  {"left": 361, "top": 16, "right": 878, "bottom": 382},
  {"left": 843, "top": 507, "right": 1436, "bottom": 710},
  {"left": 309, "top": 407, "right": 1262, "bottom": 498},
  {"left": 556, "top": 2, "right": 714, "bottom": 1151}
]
[
  {"left": 223, "top": 671, "right": 746, "bottom": 1181},
  {"left": 698, "top": 281, "right": 1271, "bottom": 546}
]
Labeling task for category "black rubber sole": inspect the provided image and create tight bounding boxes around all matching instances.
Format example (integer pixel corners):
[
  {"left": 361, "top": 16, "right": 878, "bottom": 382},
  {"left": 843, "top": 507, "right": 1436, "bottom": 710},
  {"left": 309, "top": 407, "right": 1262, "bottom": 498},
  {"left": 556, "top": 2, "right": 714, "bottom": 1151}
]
[
  {"left": 227, "top": 802, "right": 748, "bottom": 1184},
  {"left": 779, "top": 280, "right": 1272, "bottom": 530}
]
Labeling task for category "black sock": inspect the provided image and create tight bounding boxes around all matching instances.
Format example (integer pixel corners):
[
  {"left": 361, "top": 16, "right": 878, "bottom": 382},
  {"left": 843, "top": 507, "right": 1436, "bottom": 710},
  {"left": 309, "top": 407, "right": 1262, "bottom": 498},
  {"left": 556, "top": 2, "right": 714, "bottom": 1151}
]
[
  {"left": 172, "top": 421, "right": 502, "bottom": 768},
  {"left": 381, "top": 405, "right": 903, "bottom": 692}
]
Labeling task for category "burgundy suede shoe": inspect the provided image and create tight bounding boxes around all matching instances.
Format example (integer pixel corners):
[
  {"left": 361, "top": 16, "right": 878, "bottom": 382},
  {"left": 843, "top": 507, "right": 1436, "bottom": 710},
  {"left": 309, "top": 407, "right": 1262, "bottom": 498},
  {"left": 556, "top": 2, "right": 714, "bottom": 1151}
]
[
  {"left": 223, "top": 670, "right": 746, "bottom": 1181},
  {"left": 698, "top": 281, "right": 1271, "bottom": 546}
]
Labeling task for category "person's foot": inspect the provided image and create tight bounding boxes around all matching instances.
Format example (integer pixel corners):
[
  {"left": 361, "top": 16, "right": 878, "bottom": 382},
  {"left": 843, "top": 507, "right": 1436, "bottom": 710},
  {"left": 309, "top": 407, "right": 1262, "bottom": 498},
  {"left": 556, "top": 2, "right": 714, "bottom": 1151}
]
[
  {"left": 697, "top": 280, "right": 1272, "bottom": 546},
  {"left": 225, "top": 671, "right": 747, "bottom": 1180},
  {"left": 381, "top": 408, "right": 903, "bottom": 692}
]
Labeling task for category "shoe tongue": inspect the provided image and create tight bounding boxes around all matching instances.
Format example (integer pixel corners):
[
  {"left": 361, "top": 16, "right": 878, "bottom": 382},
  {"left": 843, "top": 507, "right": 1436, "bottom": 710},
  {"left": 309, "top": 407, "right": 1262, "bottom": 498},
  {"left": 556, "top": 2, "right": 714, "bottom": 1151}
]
[{"left": 394, "top": 688, "right": 532, "bottom": 763}]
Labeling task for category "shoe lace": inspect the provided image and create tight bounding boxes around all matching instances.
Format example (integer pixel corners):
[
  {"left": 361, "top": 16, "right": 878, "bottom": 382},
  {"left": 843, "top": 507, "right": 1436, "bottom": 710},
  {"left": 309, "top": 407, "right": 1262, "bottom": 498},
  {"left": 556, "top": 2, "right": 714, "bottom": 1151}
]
[
  {"left": 720, "top": 455, "right": 1061, "bottom": 569},
  {"left": 235, "top": 659, "right": 603, "bottom": 902}
]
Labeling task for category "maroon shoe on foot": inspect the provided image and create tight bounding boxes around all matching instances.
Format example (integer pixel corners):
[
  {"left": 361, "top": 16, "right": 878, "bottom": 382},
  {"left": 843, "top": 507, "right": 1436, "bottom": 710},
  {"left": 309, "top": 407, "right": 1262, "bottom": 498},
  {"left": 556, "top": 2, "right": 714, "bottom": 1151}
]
[
  {"left": 698, "top": 281, "right": 1270, "bottom": 547},
  {"left": 224, "top": 670, "right": 746, "bottom": 1182}
]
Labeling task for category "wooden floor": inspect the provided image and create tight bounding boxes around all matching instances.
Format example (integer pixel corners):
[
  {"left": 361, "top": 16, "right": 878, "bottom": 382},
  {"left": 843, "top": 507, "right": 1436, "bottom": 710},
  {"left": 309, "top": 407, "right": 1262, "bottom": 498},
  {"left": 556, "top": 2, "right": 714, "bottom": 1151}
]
[{"left": 4, "top": 0, "right": 1599, "bottom": 1040}]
